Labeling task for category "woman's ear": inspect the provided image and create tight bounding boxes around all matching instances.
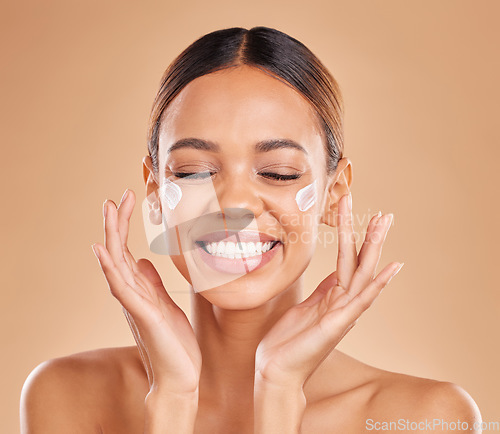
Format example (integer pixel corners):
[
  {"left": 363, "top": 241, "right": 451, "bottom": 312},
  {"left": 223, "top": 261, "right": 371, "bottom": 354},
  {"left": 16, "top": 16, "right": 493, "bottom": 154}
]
[
  {"left": 320, "top": 157, "right": 353, "bottom": 227},
  {"left": 143, "top": 156, "right": 156, "bottom": 185},
  {"left": 143, "top": 156, "right": 162, "bottom": 225}
]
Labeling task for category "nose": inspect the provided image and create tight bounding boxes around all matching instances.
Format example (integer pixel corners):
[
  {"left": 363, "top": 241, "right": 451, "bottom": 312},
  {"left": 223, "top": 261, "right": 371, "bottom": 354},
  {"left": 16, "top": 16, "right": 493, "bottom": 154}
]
[{"left": 215, "top": 175, "right": 264, "bottom": 222}]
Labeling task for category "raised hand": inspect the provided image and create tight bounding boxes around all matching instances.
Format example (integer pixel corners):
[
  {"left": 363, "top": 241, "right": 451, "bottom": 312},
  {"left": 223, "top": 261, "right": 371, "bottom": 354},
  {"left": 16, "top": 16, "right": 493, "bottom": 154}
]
[
  {"left": 91, "top": 189, "right": 202, "bottom": 397},
  {"left": 255, "top": 193, "right": 404, "bottom": 390}
]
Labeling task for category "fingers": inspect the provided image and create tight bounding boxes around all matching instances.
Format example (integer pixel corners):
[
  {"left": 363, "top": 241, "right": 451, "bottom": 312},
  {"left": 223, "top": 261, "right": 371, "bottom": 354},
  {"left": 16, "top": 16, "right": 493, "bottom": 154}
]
[
  {"left": 300, "top": 270, "right": 338, "bottom": 307},
  {"left": 92, "top": 242, "right": 151, "bottom": 319},
  {"left": 117, "top": 190, "right": 140, "bottom": 274},
  {"left": 346, "top": 213, "right": 393, "bottom": 297},
  {"left": 104, "top": 198, "right": 137, "bottom": 287},
  {"left": 99, "top": 189, "right": 175, "bottom": 308},
  {"left": 304, "top": 261, "right": 403, "bottom": 369},
  {"left": 357, "top": 211, "right": 383, "bottom": 263},
  {"left": 336, "top": 193, "right": 358, "bottom": 290},
  {"left": 317, "top": 261, "right": 403, "bottom": 348},
  {"left": 117, "top": 189, "right": 133, "bottom": 246},
  {"left": 137, "top": 258, "right": 175, "bottom": 305},
  {"left": 341, "top": 261, "right": 403, "bottom": 323}
]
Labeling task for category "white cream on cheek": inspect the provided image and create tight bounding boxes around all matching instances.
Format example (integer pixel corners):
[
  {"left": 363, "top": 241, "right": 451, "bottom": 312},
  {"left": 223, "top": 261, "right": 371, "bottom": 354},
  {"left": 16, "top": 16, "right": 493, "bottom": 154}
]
[
  {"left": 161, "top": 177, "right": 317, "bottom": 213},
  {"left": 161, "top": 178, "right": 183, "bottom": 210},
  {"left": 295, "top": 180, "right": 317, "bottom": 212}
]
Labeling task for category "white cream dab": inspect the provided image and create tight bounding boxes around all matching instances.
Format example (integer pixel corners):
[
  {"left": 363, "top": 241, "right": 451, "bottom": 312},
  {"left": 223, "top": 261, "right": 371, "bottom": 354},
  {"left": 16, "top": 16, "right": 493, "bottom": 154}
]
[
  {"left": 295, "top": 180, "right": 317, "bottom": 212},
  {"left": 161, "top": 178, "right": 182, "bottom": 210}
]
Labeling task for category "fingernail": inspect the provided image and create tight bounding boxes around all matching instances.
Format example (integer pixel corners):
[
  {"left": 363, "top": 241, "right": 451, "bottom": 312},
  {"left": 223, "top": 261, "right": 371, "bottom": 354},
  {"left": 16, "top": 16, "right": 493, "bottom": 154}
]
[
  {"left": 91, "top": 243, "right": 101, "bottom": 260},
  {"left": 385, "top": 213, "right": 394, "bottom": 228},
  {"left": 103, "top": 200, "right": 108, "bottom": 218},
  {"left": 120, "top": 189, "right": 129, "bottom": 205},
  {"left": 347, "top": 192, "right": 352, "bottom": 210},
  {"left": 387, "top": 262, "right": 404, "bottom": 283}
]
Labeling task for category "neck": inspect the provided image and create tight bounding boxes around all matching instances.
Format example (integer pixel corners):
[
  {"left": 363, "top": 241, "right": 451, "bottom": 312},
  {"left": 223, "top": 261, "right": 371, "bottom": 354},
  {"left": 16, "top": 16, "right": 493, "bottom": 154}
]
[{"left": 189, "top": 278, "right": 303, "bottom": 409}]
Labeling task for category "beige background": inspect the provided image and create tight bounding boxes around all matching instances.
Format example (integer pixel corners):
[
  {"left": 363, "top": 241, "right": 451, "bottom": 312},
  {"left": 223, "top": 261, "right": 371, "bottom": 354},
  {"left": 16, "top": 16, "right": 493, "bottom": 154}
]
[{"left": 2, "top": 0, "right": 499, "bottom": 432}]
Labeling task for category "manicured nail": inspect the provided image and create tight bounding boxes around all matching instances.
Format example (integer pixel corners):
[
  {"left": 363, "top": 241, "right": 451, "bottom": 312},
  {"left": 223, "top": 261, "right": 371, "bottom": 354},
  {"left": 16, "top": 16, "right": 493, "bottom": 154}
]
[
  {"left": 385, "top": 213, "right": 394, "bottom": 228},
  {"left": 387, "top": 262, "right": 404, "bottom": 284},
  {"left": 91, "top": 244, "right": 101, "bottom": 260},
  {"left": 120, "top": 189, "right": 129, "bottom": 205},
  {"left": 347, "top": 192, "right": 352, "bottom": 210},
  {"left": 103, "top": 200, "right": 108, "bottom": 218}
]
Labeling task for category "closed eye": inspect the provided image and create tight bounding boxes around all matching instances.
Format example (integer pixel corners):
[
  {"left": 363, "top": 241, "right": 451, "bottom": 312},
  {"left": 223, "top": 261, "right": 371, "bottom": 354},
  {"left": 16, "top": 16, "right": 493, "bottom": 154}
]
[
  {"left": 172, "top": 171, "right": 215, "bottom": 180},
  {"left": 172, "top": 171, "right": 302, "bottom": 181},
  {"left": 259, "top": 172, "right": 302, "bottom": 181}
]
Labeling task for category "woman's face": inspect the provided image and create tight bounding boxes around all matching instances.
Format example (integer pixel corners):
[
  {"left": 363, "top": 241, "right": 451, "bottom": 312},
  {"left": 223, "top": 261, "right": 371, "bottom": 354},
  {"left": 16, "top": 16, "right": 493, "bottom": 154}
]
[{"left": 155, "top": 65, "right": 336, "bottom": 309}]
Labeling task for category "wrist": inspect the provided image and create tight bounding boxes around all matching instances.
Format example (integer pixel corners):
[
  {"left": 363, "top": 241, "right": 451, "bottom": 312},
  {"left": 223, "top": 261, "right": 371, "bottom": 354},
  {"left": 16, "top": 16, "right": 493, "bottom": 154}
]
[
  {"left": 254, "top": 378, "right": 306, "bottom": 406},
  {"left": 144, "top": 388, "right": 198, "bottom": 434},
  {"left": 254, "top": 377, "right": 306, "bottom": 434},
  {"left": 254, "top": 369, "right": 305, "bottom": 394},
  {"left": 145, "top": 386, "right": 199, "bottom": 407}
]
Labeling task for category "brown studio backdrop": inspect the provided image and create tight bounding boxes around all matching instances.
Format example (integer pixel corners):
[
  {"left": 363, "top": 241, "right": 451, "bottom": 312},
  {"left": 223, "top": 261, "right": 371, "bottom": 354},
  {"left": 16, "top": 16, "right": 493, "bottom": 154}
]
[{"left": 1, "top": 0, "right": 499, "bottom": 432}]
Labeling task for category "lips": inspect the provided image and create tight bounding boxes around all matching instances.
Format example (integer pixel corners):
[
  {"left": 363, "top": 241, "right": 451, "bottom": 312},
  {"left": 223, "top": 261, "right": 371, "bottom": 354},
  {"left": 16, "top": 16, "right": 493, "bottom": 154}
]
[
  {"left": 193, "top": 231, "right": 282, "bottom": 274},
  {"left": 195, "top": 239, "right": 280, "bottom": 259},
  {"left": 195, "top": 230, "right": 278, "bottom": 244}
]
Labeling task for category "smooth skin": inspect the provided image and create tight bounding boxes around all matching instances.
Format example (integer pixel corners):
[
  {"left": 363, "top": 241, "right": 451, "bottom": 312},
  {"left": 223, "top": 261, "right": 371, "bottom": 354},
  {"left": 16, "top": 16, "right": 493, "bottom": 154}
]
[{"left": 20, "top": 66, "right": 482, "bottom": 433}]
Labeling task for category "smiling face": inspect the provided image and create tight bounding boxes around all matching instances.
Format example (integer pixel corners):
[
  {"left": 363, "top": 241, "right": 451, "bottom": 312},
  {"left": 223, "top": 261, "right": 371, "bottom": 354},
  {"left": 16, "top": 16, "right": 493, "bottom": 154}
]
[{"left": 150, "top": 65, "right": 338, "bottom": 309}]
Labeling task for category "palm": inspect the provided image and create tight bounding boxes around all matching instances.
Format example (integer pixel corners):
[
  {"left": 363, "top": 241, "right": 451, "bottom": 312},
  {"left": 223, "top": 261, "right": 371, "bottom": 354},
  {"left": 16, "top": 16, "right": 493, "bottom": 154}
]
[
  {"left": 256, "top": 193, "right": 403, "bottom": 388},
  {"left": 256, "top": 272, "right": 349, "bottom": 384},
  {"left": 124, "top": 260, "right": 202, "bottom": 389},
  {"left": 93, "top": 189, "right": 201, "bottom": 394}
]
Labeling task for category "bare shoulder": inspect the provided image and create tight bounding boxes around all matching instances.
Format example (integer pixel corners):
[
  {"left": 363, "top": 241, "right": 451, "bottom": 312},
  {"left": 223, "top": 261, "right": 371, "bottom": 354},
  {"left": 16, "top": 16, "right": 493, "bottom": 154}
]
[
  {"left": 303, "top": 351, "right": 482, "bottom": 433},
  {"left": 20, "top": 346, "right": 148, "bottom": 433},
  {"left": 368, "top": 369, "right": 482, "bottom": 432}
]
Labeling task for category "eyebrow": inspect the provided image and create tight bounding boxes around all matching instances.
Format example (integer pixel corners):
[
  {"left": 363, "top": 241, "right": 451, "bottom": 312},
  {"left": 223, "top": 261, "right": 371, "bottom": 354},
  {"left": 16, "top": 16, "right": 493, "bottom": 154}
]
[
  {"left": 167, "top": 138, "right": 308, "bottom": 154},
  {"left": 255, "top": 139, "right": 308, "bottom": 154},
  {"left": 167, "top": 138, "right": 220, "bottom": 154}
]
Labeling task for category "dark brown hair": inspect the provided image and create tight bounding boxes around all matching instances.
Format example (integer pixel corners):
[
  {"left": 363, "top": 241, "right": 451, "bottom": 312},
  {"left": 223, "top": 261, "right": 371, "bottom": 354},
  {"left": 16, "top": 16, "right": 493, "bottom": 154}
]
[{"left": 147, "top": 26, "right": 344, "bottom": 174}]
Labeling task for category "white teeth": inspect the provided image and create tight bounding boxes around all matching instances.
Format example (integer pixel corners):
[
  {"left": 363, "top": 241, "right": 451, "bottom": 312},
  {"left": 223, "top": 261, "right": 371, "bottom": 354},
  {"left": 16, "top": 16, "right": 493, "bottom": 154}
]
[
  {"left": 226, "top": 242, "right": 235, "bottom": 256},
  {"left": 199, "top": 240, "right": 278, "bottom": 259},
  {"left": 247, "top": 242, "right": 256, "bottom": 255},
  {"left": 235, "top": 242, "right": 247, "bottom": 254}
]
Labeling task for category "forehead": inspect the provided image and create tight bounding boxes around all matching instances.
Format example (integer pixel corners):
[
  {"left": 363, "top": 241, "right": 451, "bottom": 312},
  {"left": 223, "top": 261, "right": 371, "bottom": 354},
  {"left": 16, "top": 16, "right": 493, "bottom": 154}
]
[{"left": 159, "top": 66, "right": 324, "bottom": 148}]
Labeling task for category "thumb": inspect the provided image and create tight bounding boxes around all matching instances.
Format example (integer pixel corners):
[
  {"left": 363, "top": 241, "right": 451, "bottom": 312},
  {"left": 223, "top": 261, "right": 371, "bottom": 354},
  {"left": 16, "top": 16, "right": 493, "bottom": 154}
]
[
  {"left": 136, "top": 258, "right": 174, "bottom": 304},
  {"left": 300, "top": 270, "right": 338, "bottom": 307}
]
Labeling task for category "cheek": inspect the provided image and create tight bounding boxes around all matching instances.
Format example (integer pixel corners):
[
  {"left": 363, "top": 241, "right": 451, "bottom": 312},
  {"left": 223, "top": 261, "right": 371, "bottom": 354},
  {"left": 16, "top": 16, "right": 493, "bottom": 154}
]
[
  {"left": 169, "top": 254, "right": 192, "bottom": 284},
  {"left": 282, "top": 213, "right": 319, "bottom": 251},
  {"left": 267, "top": 193, "right": 320, "bottom": 252}
]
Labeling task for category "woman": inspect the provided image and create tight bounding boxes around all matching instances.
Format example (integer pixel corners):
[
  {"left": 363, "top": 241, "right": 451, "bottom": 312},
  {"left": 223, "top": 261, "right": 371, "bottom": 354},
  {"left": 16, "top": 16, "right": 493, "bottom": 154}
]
[{"left": 21, "top": 26, "right": 481, "bottom": 433}]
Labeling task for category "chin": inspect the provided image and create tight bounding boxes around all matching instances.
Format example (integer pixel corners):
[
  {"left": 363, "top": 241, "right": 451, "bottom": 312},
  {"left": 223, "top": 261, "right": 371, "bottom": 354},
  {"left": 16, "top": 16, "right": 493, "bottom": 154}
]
[{"left": 194, "top": 277, "right": 283, "bottom": 311}]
